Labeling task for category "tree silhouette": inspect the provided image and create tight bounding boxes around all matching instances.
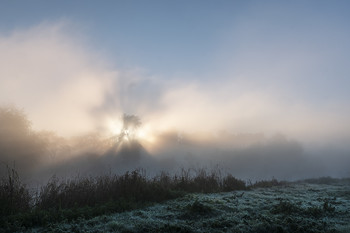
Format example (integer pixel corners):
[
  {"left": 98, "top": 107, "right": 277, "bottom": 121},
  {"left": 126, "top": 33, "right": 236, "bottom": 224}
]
[
  {"left": 0, "top": 106, "right": 46, "bottom": 177},
  {"left": 0, "top": 107, "right": 31, "bottom": 139},
  {"left": 118, "top": 114, "right": 141, "bottom": 142}
]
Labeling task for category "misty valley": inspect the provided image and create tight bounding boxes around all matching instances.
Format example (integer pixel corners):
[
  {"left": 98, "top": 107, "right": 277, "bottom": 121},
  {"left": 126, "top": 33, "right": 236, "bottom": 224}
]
[
  {"left": 2, "top": 1, "right": 350, "bottom": 232},
  {"left": 1, "top": 106, "right": 350, "bottom": 232}
]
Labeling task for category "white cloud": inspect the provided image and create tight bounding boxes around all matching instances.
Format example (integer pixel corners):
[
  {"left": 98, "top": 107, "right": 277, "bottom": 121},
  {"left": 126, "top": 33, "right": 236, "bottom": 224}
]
[
  {"left": 0, "top": 21, "right": 349, "bottom": 148},
  {"left": 0, "top": 21, "right": 115, "bottom": 136}
]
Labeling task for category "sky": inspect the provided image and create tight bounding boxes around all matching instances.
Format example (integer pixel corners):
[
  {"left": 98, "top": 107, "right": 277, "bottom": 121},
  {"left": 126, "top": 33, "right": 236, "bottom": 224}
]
[{"left": 0, "top": 1, "right": 350, "bottom": 179}]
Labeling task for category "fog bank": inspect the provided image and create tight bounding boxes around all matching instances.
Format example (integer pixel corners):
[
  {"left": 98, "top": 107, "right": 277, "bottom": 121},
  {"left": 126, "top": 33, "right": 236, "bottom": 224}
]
[{"left": 1, "top": 22, "right": 350, "bottom": 183}]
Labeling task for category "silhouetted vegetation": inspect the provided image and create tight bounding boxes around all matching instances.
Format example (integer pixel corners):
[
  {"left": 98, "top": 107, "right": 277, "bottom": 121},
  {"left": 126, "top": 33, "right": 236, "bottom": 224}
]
[
  {"left": 223, "top": 174, "right": 247, "bottom": 191},
  {"left": 2, "top": 165, "right": 349, "bottom": 232},
  {"left": 0, "top": 107, "right": 48, "bottom": 178},
  {"left": 251, "top": 178, "right": 288, "bottom": 188},
  {"left": 0, "top": 165, "right": 31, "bottom": 216},
  {"left": 0, "top": 166, "right": 247, "bottom": 230}
]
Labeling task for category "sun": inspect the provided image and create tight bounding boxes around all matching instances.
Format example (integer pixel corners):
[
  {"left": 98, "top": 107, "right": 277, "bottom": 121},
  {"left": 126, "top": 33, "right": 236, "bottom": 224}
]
[
  {"left": 135, "top": 124, "right": 156, "bottom": 143},
  {"left": 106, "top": 115, "right": 156, "bottom": 144},
  {"left": 107, "top": 119, "right": 123, "bottom": 136}
]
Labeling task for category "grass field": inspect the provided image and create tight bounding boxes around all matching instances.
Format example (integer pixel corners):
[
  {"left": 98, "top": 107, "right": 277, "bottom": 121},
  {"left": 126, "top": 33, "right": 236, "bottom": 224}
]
[
  {"left": 1, "top": 165, "right": 349, "bottom": 233},
  {"left": 29, "top": 181, "right": 350, "bottom": 233}
]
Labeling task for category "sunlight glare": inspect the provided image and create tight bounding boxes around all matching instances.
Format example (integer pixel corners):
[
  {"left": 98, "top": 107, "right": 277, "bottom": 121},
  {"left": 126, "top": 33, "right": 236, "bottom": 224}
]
[
  {"left": 107, "top": 119, "right": 122, "bottom": 136},
  {"left": 136, "top": 124, "right": 156, "bottom": 143}
]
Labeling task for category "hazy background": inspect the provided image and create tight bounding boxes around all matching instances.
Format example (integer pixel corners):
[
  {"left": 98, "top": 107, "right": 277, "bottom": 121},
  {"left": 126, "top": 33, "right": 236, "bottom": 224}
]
[{"left": 1, "top": 1, "right": 350, "bottom": 182}]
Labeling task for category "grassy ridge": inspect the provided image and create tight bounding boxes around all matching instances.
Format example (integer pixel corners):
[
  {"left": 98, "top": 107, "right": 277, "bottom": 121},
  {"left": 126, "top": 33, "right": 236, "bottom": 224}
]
[
  {"left": 0, "top": 167, "right": 247, "bottom": 231},
  {"left": 34, "top": 182, "right": 348, "bottom": 233},
  {"left": 2, "top": 165, "right": 347, "bottom": 232}
]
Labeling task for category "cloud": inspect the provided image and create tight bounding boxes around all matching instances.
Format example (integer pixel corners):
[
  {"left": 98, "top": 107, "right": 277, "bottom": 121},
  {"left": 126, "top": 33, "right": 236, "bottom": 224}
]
[
  {"left": 0, "top": 21, "right": 349, "bottom": 181},
  {"left": 0, "top": 21, "right": 115, "bottom": 136},
  {"left": 132, "top": 79, "right": 350, "bottom": 148},
  {"left": 1, "top": 20, "right": 349, "bottom": 146}
]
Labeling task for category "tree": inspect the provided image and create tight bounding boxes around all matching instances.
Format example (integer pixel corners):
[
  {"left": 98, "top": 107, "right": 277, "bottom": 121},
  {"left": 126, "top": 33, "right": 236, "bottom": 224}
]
[
  {"left": 118, "top": 114, "right": 141, "bottom": 142},
  {"left": 0, "top": 106, "right": 45, "bottom": 178},
  {"left": 0, "top": 107, "right": 31, "bottom": 139}
]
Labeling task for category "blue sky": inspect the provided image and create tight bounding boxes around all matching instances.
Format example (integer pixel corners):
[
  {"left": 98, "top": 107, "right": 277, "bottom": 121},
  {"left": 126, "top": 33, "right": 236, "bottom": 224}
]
[
  {"left": 2, "top": 1, "right": 349, "bottom": 79},
  {"left": 1, "top": 1, "right": 248, "bottom": 78},
  {"left": 0, "top": 1, "right": 350, "bottom": 144}
]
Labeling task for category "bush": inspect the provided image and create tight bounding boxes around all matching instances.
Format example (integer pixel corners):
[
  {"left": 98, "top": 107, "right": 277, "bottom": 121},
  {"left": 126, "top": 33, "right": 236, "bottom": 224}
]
[
  {"left": 0, "top": 165, "right": 31, "bottom": 217},
  {"left": 222, "top": 174, "right": 246, "bottom": 191}
]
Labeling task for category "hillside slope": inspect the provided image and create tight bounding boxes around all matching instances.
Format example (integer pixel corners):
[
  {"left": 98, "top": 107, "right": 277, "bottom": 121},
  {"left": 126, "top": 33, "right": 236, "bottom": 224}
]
[{"left": 32, "top": 183, "right": 350, "bottom": 233}]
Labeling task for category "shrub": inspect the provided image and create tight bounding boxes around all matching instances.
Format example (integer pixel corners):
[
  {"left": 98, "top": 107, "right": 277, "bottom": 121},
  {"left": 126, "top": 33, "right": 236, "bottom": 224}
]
[
  {"left": 0, "top": 165, "right": 31, "bottom": 217},
  {"left": 222, "top": 174, "right": 246, "bottom": 191}
]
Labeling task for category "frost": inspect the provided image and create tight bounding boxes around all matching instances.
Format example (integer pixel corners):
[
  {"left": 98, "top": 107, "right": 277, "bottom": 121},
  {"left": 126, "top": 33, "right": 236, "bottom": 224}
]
[{"left": 32, "top": 183, "right": 350, "bottom": 233}]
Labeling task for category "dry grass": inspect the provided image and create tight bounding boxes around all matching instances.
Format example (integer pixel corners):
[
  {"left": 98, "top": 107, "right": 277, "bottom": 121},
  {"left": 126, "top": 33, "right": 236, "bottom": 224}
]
[
  {"left": 0, "top": 165, "right": 31, "bottom": 216},
  {"left": 1, "top": 166, "right": 247, "bottom": 229}
]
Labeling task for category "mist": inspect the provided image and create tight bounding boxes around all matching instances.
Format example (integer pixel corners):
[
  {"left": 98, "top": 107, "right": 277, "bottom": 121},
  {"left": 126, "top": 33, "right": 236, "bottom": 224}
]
[{"left": 1, "top": 22, "right": 350, "bottom": 184}]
